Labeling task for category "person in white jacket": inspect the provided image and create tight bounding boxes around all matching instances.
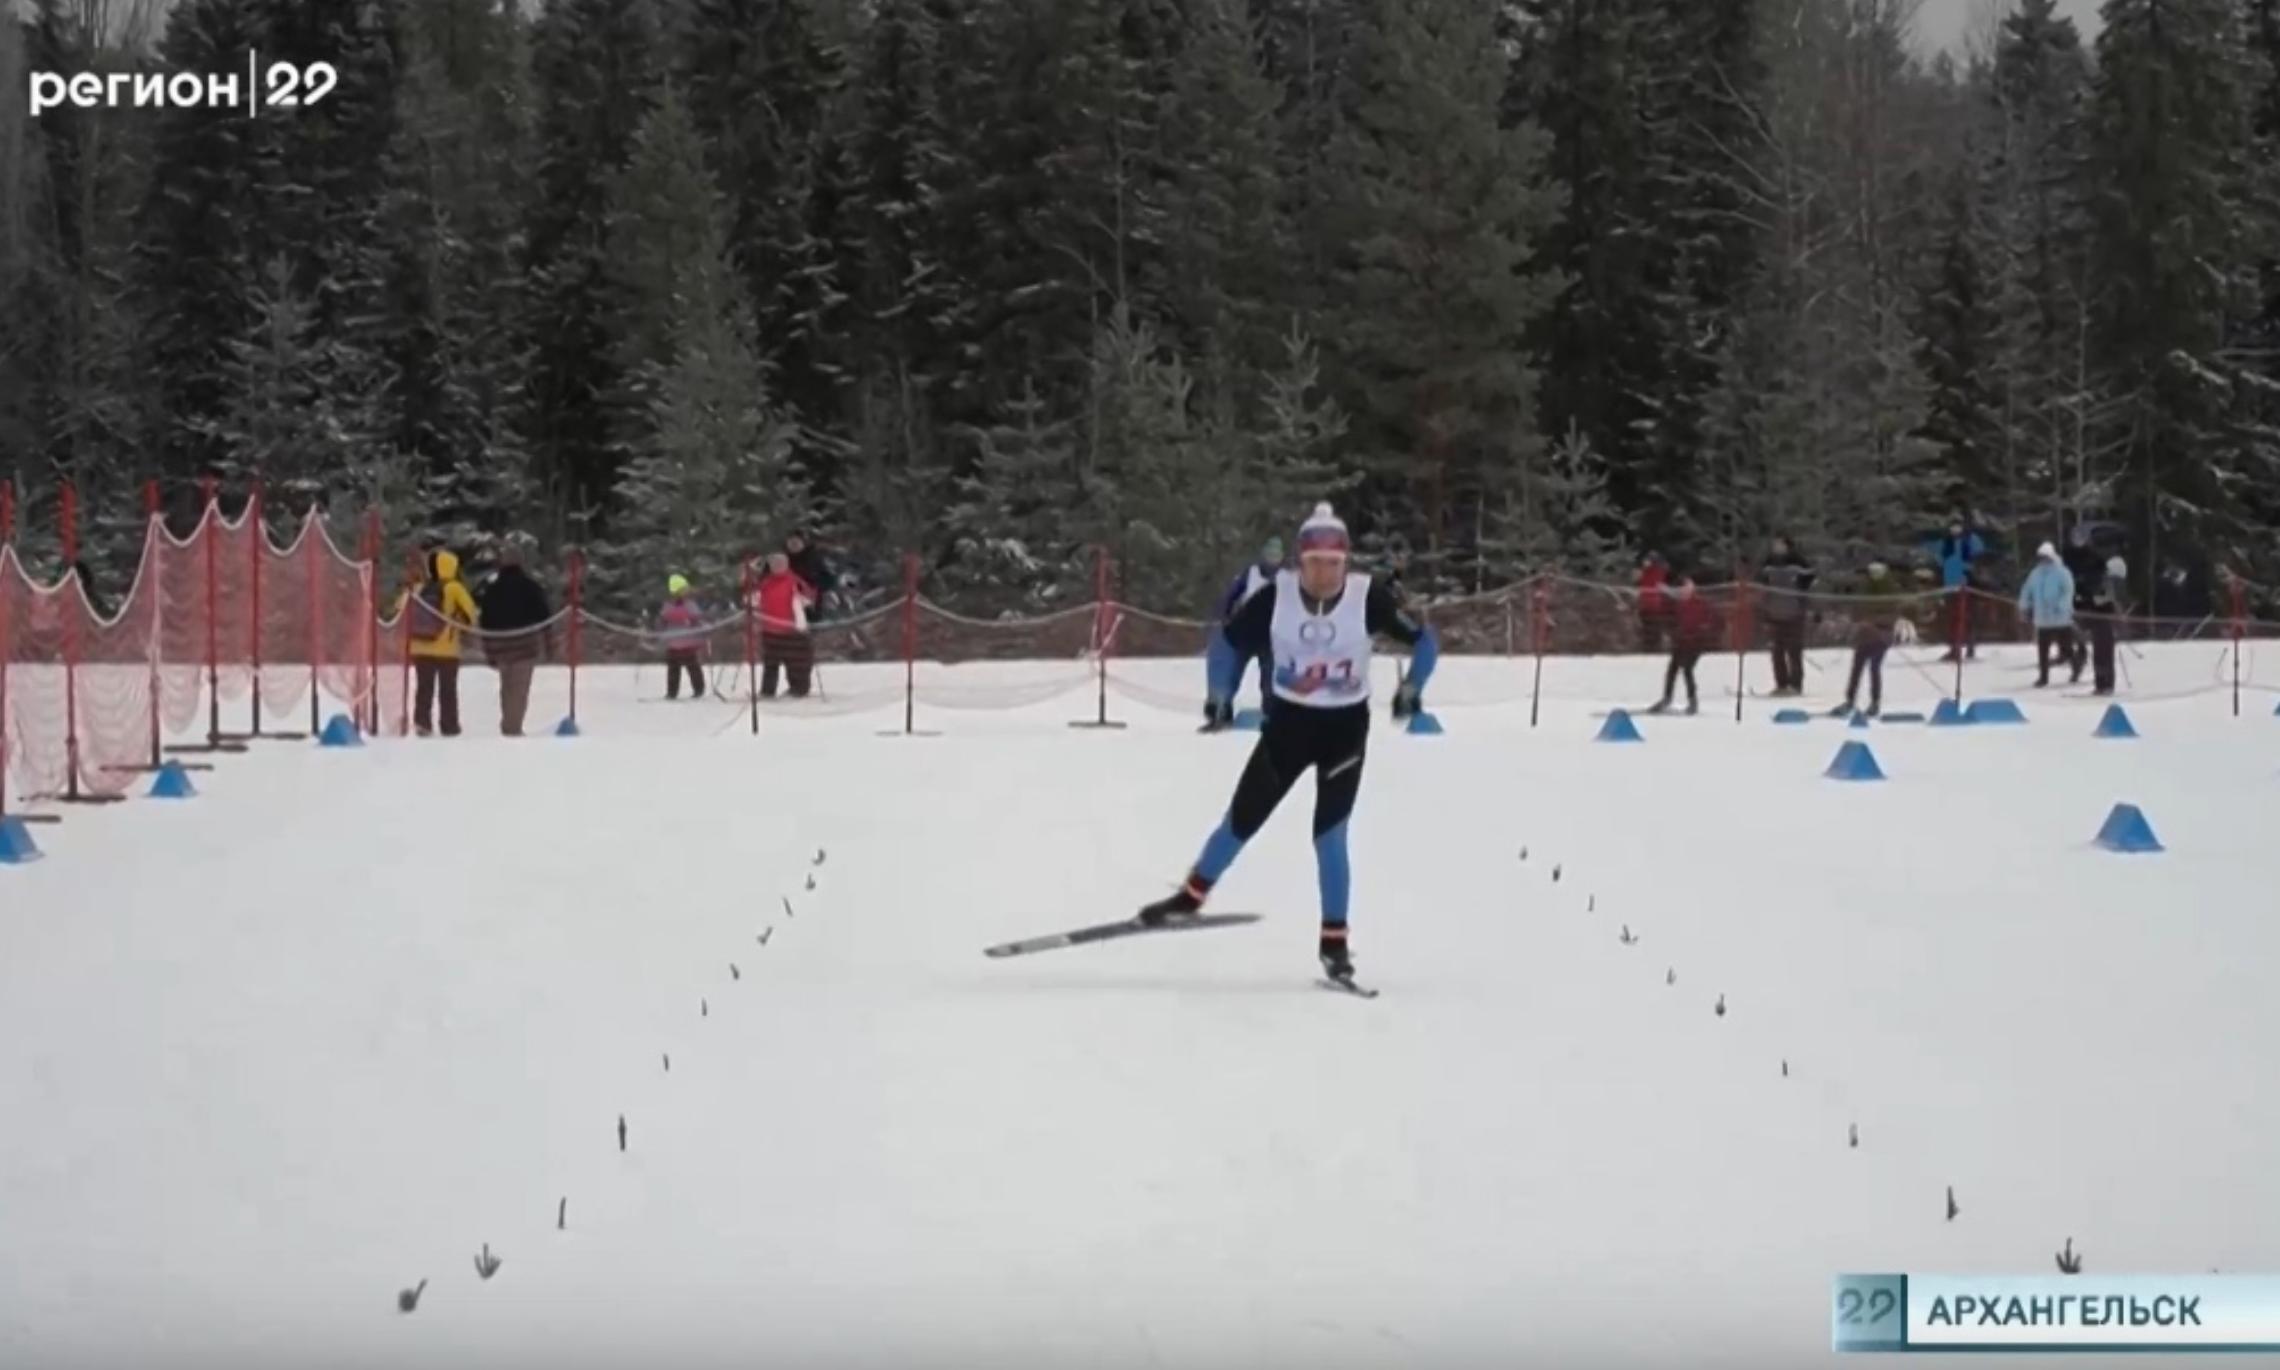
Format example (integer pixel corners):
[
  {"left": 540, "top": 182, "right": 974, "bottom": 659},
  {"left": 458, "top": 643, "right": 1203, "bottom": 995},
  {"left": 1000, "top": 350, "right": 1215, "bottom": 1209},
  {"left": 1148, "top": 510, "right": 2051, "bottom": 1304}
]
[{"left": 2017, "top": 542, "right": 2077, "bottom": 687}]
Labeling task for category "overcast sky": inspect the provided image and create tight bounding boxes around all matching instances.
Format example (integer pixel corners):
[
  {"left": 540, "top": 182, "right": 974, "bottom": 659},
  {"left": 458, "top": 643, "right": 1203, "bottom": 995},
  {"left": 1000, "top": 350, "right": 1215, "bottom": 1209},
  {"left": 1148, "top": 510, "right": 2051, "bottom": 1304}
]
[{"left": 1912, "top": 0, "right": 2104, "bottom": 57}]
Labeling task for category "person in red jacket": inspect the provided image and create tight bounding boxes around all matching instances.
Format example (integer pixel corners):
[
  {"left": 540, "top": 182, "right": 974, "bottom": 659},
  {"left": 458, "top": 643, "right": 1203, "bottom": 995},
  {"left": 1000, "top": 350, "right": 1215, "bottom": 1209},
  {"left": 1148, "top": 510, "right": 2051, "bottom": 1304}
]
[
  {"left": 1637, "top": 552, "right": 1671, "bottom": 652},
  {"left": 1648, "top": 572, "right": 1720, "bottom": 715},
  {"left": 753, "top": 551, "right": 819, "bottom": 698}
]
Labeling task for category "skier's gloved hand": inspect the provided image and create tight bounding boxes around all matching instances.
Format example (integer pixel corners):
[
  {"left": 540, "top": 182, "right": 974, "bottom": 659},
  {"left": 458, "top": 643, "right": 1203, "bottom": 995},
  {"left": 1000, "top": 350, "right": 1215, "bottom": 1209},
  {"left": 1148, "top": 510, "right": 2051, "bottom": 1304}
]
[
  {"left": 1392, "top": 682, "right": 1420, "bottom": 719},
  {"left": 1894, "top": 618, "right": 1918, "bottom": 645}
]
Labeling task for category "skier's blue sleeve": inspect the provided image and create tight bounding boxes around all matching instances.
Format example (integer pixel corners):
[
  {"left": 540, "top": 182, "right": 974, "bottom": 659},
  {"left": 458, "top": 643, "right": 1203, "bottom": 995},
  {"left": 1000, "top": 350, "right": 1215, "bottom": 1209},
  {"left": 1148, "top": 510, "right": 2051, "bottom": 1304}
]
[{"left": 1216, "top": 571, "right": 1249, "bottom": 623}]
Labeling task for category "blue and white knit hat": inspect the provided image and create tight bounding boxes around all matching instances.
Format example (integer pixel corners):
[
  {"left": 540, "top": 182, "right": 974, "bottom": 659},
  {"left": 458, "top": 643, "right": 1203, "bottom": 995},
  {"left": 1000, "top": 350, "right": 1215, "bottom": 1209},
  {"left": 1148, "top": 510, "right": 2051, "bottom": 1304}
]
[{"left": 1297, "top": 502, "right": 1349, "bottom": 557}]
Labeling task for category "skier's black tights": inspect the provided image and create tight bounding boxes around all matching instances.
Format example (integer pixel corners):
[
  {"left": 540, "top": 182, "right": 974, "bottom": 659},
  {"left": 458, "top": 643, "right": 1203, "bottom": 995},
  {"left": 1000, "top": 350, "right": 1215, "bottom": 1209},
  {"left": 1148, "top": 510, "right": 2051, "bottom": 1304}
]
[{"left": 1226, "top": 701, "right": 1369, "bottom": 842}]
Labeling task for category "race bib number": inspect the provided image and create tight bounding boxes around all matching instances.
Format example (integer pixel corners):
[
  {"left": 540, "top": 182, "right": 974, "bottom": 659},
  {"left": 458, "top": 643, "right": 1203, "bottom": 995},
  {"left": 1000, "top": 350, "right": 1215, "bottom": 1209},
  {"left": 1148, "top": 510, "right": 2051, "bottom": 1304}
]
[{"left": 1277, "top": 658, "right": 1362, "bottom": 697}]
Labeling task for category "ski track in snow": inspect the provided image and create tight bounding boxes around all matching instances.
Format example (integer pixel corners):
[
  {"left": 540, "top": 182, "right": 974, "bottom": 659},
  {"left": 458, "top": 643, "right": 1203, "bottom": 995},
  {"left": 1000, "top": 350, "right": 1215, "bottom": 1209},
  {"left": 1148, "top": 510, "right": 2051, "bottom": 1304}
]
[{"left": 1, "top": 643, "right": 2275, "bottom": 1369}]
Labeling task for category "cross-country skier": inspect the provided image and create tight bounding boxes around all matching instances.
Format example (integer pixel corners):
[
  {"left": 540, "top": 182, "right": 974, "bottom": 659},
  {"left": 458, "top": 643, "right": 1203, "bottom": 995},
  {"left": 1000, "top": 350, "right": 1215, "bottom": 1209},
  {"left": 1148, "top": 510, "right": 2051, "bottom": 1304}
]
[
  {"left": 1140, "top": 503, "right": 1439, "bottom": 986},
  {"left": 1202, "top": 537, "right": 1285, "bottom": 730}
]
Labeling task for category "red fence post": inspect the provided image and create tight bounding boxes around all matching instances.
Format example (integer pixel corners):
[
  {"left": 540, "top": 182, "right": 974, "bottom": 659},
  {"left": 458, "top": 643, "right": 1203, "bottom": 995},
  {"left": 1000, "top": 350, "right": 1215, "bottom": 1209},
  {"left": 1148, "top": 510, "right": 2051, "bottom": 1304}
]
[
  {"left": 1529, "top": 580, "right": 1549, "bottom": 729},
  {"left": 60, "top": 482, "right": 84, "bottom": 799},
  {"left": 399, "top": 550, "right": 420, "bottom": 736},
  {"left": 1731, "top": 573, "right": 1753, "bottom": 723},
  {"left": 145, "top": 481, "right": 164, "bottom": 768},
  {"left": 201, "top": 476, "right": 222, "bottom": 745},
  {"left": 362, "top": 511, "right": 381, "bottom": 735},
  {"left": 307, "top": 504, "right": 324, "bottom": 735},
  {"left": 2230, "top": 573, "right": 2246, "bottom": 718},
  {"left": 902, "top": 551, "right": 920, "bottom": 736},
  {"left": 248, "top": 480, "right": 267, "bottom": 736},
  {"left": 565, "top": 550, "right": 584, "bottom": 733},
  {"left": 742, "top": 555, "right": 759, "bottom": 736},
  {"left": 1068, "top": 546, "right": 1127, "bottom": 730}
]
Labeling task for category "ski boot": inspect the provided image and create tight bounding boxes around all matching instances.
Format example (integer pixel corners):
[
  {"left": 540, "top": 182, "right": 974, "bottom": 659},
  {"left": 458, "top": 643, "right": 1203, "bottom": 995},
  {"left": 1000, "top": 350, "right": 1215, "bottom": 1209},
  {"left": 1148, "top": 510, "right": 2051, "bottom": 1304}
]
[
  {"left": 1319, "top": 928, "right": 1355, "bottom": 982},
  {"left": 1199, "top": 698, "right": 1234, "bottom": 734},
  {"left": 1685, "top": 697, "right": 1699, "bottom": 716},
  {"left": 1138, "top": 880, "right": 1207, "bottom": 927},
  {"left": 1646, "top": 698, "right": 1671, "bottom": 715}
]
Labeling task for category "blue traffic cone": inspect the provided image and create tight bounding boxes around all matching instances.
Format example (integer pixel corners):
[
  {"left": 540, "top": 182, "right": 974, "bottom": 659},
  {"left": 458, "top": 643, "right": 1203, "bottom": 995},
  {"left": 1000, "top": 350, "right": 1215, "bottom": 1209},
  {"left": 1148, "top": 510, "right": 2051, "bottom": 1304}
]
[
  {"left": 2093, "top": 803, "right": 2162, "bottom": 853},
  {"left": 1233, "top": 708, "right": 1264, "bottom": 731},
  {"left": 555, "top": 716, "right": 581, "bottom": 738},
  {"left": 1929, "top": 698, "right": 1971, "bottom": 727},
  {"left": 1965, "top": 698, "right": 2026, "bottom": 724},
  {"left": 1824, "top": 741, "right": 1885, "bottom": 782},
  {"left": 1848, "top": 711, "right": 1872, "bottom": 730},
  {"left": 0, "top": 816, "right": 42, "bottom": 865},
  {"left": 2093, "top": 704, "right": 2137, "bottom": 739},
  {"left": 1596, "top": 710, "right": 1643, "bottom": 743},
  {"left": 1772, "top": 708, "right": 1811, "bottom": 725},
  {"left": 318, "top": 713, "right": 363, "bottom": 748},
  {"left": 1405, "top": 710, "right": 1445, "bottom": 735},
  {"left": 148, "top": 761, "right": 198, "bottom": 800}
]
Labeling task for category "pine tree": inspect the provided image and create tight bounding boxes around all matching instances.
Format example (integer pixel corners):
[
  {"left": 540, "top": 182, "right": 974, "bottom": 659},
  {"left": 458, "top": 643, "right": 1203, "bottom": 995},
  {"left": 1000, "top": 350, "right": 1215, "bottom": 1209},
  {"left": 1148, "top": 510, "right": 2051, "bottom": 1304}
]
[
  {"left": 942, "top": 379, "right": 1086, "bottom": 612},
  {"left": 680, "top": 0, "right": 851, "bottom": 443},
  {"left": 525, "top": 0, "right": 665, "bottom": 535},
  {"left": 137, "top": 0, "right": 277, "bottom": 480},
  {"left": 2084, "top": 0, "right": 2273, "bottom": 584},
  {"left": 1913, "top": 156, "right": 2007, "bottom": 522},
  {"left": 190, "top": 257, "right": 382, "bottom": 518},
  {"left": 597, "top": 86, "right": 805, "bottom": 610},
  {"left": 1983, "top": 0, "right": 2097, "bottom": 560},
  {"left": 1640, "top": 0, "right": 1765, "bottom": 558},
  {"left": 1506, "top": 0, "right": 1687, "bottom": 564},
  {"left": 1156, "top": 0, "right": 1290, "bottom": 404},
  {"left": 838, "top": 0, "right": 962, "bottom": 572},
  {"left": 1315, "top": 0, "right": 1560, "bottom": 590},
  {"left": 372, "top": 0, "right": 540, "bottom": 549},
  {"left": 1696, "top": 0, "right": 1947, "bottom": 571}
]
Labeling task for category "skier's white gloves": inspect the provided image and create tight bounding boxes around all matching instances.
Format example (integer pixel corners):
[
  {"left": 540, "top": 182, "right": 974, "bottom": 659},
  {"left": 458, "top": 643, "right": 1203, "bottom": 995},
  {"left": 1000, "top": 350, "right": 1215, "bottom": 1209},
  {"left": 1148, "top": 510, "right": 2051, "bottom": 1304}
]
[{"left": 1894, "top": 619, "right": 1918, "bottom": 645}]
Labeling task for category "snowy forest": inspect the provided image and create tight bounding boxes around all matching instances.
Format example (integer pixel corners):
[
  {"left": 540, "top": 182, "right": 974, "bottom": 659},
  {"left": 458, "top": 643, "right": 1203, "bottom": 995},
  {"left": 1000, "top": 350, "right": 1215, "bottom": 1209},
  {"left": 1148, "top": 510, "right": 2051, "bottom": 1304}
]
[{"left": 1, "top": 0, "right": 2276, "bottom": 617}]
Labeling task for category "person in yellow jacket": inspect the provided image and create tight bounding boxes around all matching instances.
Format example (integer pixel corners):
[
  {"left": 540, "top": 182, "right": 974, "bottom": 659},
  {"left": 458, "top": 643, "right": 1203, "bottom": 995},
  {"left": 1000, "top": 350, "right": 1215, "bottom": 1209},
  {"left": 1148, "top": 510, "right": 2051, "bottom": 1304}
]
[{"left": 397, "top": 549, "right": 480, "bottom": 736}]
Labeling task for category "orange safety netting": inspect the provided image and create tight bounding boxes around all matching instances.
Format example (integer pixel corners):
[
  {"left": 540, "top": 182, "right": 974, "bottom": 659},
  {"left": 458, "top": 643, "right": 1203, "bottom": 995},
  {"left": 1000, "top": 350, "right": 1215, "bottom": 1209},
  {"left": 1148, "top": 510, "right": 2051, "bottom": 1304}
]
[
  {"left": 3, "top": 493, "right": 378, "bottom": 812},
  {"left": 9, "top": 486, "right": 2280, "bottom": 806}
]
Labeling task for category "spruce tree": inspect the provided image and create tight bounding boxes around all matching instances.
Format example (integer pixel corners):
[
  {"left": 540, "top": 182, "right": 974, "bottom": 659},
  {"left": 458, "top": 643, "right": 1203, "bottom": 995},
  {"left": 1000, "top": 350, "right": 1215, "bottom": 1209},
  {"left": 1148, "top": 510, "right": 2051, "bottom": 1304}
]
[
  {"left": 2084, "top": 0, "right": 2272, "bottom": 583},
  {"left": 1316, "top": 0, "right": 1560, "bottom": 589},
  {"left": 526, "top": 0, "right": 664, "bottom": 535}
]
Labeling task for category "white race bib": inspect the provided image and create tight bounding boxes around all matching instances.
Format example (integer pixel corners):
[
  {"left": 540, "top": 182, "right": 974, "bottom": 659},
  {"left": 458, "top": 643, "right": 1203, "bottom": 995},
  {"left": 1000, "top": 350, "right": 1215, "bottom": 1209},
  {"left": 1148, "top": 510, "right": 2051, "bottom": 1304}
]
[{"left": 1268, "top": 570, "right": 1373, "bottom": 707}]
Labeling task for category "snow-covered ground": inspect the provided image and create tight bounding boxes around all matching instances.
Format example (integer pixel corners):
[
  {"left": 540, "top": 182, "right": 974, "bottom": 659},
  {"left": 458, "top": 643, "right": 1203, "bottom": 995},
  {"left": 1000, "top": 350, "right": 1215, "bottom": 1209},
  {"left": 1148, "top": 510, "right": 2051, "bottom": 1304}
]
[{"left": 3, "top": 642, "right": 2276, "bottom": 1369}]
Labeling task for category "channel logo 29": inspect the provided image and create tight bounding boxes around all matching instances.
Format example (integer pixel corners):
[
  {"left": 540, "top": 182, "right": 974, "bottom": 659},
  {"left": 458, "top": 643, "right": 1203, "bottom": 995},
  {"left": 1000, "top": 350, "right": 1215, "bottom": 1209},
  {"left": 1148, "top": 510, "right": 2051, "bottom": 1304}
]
[{"left": 264, "top": 61, "right": 340, "bottom": 109}]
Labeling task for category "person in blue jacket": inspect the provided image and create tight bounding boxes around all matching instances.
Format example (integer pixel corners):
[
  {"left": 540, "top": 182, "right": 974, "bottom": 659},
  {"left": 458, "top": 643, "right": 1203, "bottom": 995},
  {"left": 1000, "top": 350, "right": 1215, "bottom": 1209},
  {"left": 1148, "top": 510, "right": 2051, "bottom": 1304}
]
[
  {"left": 1933, "top": 514, "right": 1986, "bottom": 661},
  {"left": 1144, "top": 504, "right": 1438, "bottom": 987},
  {"left": 2017, "top": 541, "right": 2077, "bottom": 687},
  {"left": 1201, "top": 537, "right": 1284, "bottom": 730}
]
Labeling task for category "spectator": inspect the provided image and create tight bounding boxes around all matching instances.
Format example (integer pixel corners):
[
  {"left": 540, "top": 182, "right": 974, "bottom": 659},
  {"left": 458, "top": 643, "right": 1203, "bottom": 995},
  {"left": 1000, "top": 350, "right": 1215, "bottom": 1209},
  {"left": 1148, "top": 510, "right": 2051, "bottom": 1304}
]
[
  {"left": 1648, "top": 571, "right": 1718, "bottom": 715},
  {"left": 2017, "top": 542, "right": 2077, "bottom": 687},
  {"left": 754, "top": 552, "right": 818, "bottom": 699},
  {"left": 2087, "top": 555, "right": 2128, "bottom": 697},
  {"left": 784, "top": 532, "right": 836, "bottom": 621},
  {"left": 475, "top": 544, "right": 551, "bottom": 737},
  {"left": 1202, "top": 537, "right": 1283, "bottom": 730},
  {"left": 397, "top": 549, "right": 479, "bottom": 737},
  {"left": 657, "top": 575, "right": 709, "bottom": 702},
  {"left": 2061, "top": 524, "right": 2106, "bottom": 680},
  {"left": 1832, "top": 560, "right": 1916, "bottom": 719},
  {"left": 1934, "top": 514, "right": 1986, "bottom": 661},
  {"left": 1758, "top": 536, "right": 1815, "bottom": 696},
  {"left": 1636, "top": 552, "right": 1670, "bottom": 653}
]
